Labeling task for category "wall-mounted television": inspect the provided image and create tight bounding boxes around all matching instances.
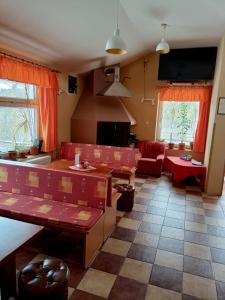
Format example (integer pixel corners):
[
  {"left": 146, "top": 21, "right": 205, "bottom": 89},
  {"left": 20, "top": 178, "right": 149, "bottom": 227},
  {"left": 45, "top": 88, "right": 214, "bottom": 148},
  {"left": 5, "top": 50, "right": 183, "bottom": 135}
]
[{"left": 158, "top": 47, "right": 217, "bottom": 82}]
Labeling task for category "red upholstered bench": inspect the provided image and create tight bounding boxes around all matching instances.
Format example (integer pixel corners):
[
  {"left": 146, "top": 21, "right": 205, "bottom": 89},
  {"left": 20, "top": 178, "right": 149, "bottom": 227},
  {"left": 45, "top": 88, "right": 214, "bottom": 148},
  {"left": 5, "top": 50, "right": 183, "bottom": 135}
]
[
  {"left": 0, "top": 160, "right": 111, "bottom": 268},
  {"left": 60, "top": 142, "right": 141, "bottom": 183}
]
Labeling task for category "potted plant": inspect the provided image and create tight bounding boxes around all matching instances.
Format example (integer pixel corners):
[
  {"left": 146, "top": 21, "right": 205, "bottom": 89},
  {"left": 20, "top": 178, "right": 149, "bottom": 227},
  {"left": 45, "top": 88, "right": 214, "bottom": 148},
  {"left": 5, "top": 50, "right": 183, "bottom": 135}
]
[
  {"left": 168, "top": 104, "right": 176, "bottom": 149},
  {"left": 12, "top": 110, "right": 35, "bottom": 154},
  {"left": 8, "top": 150, "right": 17, "bottom": 160},
  {"left": 168, "top": 133, "right": 175, "bottom": 149},
  {"left": 176, "top": 103, "right": 191, "bottom": 150},
  {"left": 12, "top": 84, "right": 38, "bottom": 155}
]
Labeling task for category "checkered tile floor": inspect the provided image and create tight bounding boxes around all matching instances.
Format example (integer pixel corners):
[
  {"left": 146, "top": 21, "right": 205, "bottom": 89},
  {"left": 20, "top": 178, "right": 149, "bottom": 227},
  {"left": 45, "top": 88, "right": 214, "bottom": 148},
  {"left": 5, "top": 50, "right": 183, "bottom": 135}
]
[{"left": 15, "top": 175, "right": 225, "bottom": 300}]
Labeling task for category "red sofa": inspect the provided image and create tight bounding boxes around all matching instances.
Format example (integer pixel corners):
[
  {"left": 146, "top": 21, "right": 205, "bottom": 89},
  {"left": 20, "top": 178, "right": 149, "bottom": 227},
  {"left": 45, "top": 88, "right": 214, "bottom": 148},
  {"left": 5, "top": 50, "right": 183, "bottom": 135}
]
[
  {"left": 60, "top": 142, "right": 141, "bottom": 182},
  {"left": 136, "top": 141, "right": 165, "bottom": 176},
  {"left": 0, "top": 159, "right": 112, "bottom": 267}
]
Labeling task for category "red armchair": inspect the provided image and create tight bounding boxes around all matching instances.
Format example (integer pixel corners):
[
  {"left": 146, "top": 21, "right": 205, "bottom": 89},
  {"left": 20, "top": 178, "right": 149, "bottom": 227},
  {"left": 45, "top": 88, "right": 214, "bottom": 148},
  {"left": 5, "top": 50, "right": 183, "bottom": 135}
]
[{"left": 136, "top": 141, "right": 165, "bottom": 176}]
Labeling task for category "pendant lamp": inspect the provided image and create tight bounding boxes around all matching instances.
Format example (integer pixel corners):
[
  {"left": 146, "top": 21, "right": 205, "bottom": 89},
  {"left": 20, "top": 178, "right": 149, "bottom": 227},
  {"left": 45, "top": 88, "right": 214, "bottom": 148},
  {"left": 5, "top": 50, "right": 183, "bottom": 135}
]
[
  {"left": 105, "top": 0, "right": 127, "bottom": 55},
  {"left": 156, "top": 24, "right": 170, "bottom": 54}
]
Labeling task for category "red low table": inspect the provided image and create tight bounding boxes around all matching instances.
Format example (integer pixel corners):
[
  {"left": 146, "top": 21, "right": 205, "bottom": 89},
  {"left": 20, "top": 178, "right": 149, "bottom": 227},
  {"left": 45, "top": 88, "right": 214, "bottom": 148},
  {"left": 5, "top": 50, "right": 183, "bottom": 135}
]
[{"left": 164, "top": 156, "right": 207, "bottom": 189}]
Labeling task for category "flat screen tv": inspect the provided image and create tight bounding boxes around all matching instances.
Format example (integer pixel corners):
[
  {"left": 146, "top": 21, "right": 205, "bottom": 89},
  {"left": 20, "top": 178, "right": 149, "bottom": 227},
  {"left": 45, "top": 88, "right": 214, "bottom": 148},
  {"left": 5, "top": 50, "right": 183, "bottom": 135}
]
[{"left": 158, "top": 47, "right": 217, "bottom": 82}]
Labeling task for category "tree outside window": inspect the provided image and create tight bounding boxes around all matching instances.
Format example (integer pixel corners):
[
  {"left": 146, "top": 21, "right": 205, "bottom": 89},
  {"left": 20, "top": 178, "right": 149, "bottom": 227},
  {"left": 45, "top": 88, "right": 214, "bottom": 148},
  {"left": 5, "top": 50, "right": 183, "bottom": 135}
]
[
  {"left": 157, "top": 101, "right": 199, "bottom": 145},
  {"left": 0, "top": 79, "right": 37, "bottom": 152}
]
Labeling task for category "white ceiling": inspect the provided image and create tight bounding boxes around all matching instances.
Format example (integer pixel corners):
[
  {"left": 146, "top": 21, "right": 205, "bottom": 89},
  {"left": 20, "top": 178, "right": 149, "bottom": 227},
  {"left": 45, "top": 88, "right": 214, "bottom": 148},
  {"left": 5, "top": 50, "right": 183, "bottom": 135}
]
[{"left": 0, "top": 0, "right": 225, "bottom": 74}]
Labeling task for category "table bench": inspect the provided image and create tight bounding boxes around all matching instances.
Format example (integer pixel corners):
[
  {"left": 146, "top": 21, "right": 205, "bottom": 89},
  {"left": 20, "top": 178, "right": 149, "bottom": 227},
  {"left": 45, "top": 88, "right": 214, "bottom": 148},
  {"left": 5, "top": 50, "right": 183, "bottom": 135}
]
[{"left": 0, "top": 159, "right": 116, "bottom": 268}]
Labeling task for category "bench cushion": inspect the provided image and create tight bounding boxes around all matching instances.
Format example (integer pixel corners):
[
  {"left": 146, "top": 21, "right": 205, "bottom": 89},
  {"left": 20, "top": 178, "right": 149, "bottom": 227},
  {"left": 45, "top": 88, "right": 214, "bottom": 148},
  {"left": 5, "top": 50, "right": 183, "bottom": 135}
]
[{"left": 0, "top": 192, "right": 103, "bottom": 231}]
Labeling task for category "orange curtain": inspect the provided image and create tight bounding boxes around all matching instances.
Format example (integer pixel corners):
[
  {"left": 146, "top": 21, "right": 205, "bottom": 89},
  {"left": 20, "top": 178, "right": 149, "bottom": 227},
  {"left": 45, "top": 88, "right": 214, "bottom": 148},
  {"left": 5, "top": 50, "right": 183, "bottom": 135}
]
[
  {"left": 0, "top": 55, "right": 58, "bottom": 152},
  {"left": 193, "top": 97, "right": 211, "bottom": 153},
  {"left": 38, "top": 87, "right": 58, "bottom": 152},
  {"left": 0, "top": 56, "right": 58, "bottom": 88},
  {"left": 159, "top": 86, "right": 212, "bottom": 153},
  {"left": 159, "top": 86, "right": 211, "bottom": 102}
]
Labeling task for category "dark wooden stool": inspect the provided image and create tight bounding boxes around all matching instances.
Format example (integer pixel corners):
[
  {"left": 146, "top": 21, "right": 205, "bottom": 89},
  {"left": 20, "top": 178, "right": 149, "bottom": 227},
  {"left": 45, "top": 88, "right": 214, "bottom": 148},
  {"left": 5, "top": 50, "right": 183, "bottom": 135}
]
[
  {"left": 18, "top": 259, "right": 70, "bottom": 300},
  {"left": 114, "top": 184, "right": 135, "bottom": 212}
]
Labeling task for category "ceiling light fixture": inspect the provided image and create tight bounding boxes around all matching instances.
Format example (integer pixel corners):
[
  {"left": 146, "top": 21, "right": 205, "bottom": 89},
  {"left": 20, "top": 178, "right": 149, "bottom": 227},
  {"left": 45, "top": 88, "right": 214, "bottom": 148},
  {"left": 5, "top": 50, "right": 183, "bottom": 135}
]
[
  {"left": 156, "top": 23, "right": 170, "bottom": 54},
  {"left": 105, "top": 0, "right": 127, "bottom": 55}
]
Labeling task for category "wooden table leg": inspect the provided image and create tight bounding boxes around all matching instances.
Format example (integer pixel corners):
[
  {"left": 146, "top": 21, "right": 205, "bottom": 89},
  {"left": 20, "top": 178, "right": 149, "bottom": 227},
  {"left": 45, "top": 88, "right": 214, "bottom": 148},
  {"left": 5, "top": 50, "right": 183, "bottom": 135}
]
[{"left": 0, "top": 255, "right": 17, "bottom": 300}]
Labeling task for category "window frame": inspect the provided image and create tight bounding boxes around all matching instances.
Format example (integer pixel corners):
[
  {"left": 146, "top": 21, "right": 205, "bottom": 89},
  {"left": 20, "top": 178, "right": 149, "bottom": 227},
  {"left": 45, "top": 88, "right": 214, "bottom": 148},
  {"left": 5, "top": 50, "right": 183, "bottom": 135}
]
[
  {"left": 156, "top": 100, "right": 163, "bottom": 142},
  {"left": 0, "top": 80, "right": 39, "bottom": 151},
  {"left": 0, "top": 96, "right": 37, "bottom": 108},
  {"left": 156, "top": 100, "right": 199, "bottom": 144}
]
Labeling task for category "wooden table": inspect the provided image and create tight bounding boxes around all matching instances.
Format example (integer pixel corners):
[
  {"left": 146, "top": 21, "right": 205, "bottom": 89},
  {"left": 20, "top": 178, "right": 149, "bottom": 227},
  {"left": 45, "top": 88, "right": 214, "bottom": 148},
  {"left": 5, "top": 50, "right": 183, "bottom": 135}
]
[
  {"left": 41, "top": 159, "right": 113, "bottom": 177},
  {"left": 41, "top": 159, "right": 132, "bottom": 183},
  {"left": 0, "top": 217, "right": 43, "bottom": 300}
]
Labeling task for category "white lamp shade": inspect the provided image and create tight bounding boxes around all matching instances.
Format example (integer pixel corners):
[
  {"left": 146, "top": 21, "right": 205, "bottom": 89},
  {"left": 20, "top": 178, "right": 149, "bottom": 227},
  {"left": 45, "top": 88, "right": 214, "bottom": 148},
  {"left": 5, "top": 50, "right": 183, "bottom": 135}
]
[
  {"left": 105, "top": 28, "right": 127, "bottom": 55},
  {"left": 156, "top": 38, "right": 170, "bottom": 54}
]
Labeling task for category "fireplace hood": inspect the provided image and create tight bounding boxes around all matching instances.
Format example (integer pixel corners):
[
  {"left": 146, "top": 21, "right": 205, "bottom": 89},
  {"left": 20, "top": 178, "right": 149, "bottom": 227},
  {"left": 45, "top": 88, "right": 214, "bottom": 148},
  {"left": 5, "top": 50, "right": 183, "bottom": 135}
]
[
  {"left": 97, "top": 65, "right": 132, "bottom": 98},
  {"left": 71, "top": 68, "right": 136, "bottom": 144}
]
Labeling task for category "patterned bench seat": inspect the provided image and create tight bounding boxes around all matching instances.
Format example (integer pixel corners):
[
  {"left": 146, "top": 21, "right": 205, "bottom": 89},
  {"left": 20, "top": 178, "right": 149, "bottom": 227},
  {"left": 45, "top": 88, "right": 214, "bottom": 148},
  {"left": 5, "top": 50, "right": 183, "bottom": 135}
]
[{"left": 0, "top": 192, "right": 103, "bottom": 232}]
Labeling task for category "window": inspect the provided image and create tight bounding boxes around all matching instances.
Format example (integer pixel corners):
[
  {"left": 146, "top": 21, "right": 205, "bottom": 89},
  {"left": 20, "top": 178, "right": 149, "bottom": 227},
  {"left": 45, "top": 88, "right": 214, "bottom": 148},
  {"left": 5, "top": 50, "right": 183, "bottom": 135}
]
[
  {"left": 157, "top": 101, "right": 199, "bottom": 144},
  {"left": 0, "top": 79, "right": 37, "bottom": 152}
]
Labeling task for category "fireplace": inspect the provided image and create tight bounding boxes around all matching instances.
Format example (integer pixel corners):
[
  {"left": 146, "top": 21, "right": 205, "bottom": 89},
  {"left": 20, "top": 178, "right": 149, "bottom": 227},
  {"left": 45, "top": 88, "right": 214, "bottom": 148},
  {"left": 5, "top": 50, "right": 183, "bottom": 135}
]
[
  {"left": 97, "top": 121, "right": 130, "bottom": 147},
  {"left": 71, "top": 67, "right": 135, "bottom": 145}
]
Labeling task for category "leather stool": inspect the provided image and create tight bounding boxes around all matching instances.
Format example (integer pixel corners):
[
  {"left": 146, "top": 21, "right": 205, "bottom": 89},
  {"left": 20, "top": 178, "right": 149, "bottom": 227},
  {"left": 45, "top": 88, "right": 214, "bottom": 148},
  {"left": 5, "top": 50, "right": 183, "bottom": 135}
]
[{"left": 18, "top": 259, "right": 70, "bottom": 300}]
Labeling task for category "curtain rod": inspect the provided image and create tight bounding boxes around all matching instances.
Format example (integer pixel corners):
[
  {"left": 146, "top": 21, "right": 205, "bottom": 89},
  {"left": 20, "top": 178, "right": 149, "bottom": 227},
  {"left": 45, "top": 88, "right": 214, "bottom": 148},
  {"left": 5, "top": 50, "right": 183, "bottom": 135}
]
[
  {"left": 157, "top": 83, "right": 212, "bottom": 88},
  {"left": 0, "top": 50, "right": 60, "bottom": 73}
]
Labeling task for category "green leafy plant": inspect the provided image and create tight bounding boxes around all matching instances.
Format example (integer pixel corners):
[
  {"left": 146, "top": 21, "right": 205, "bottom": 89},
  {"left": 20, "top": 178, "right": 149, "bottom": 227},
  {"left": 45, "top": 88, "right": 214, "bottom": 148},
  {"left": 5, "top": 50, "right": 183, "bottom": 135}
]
[
  {"left": 12, "top": 84, "right": 35, "bottom": 151},
  {"left": 169, "top": 103, "right": 176, "bottom": 143},
  {"left": 176, "top": 103, "right": 191, "bottom": 143}
]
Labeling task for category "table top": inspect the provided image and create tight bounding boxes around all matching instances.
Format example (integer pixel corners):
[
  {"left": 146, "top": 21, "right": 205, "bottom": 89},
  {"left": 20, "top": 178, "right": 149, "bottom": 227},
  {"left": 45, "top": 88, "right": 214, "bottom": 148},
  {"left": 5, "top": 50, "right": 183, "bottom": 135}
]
[
  {"left": 166, "top": 156, "right": 206, "bottom": 169},
  {"left": 0, "top": 217, "right": 43, "bottom": 265},
  {"left": 41, "top": 159, "right": 114, "bottom": 177}
]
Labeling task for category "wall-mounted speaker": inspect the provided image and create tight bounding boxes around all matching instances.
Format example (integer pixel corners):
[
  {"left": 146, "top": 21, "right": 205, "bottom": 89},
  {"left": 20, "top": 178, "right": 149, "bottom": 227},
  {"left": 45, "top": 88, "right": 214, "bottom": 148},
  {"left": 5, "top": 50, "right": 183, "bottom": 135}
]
[{"left": 68, "top": 75, "right": 77, "bottom": 94}]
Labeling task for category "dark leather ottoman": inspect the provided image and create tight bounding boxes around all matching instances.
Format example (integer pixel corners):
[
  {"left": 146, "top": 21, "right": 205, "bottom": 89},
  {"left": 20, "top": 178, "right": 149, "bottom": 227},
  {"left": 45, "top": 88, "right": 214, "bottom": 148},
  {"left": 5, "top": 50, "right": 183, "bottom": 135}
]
[
  {"left": 113, "top": 184, "right": 135, "bottom": 212},
  {"left": 18, "top": 259, "right": 70, "bottom": 300}
]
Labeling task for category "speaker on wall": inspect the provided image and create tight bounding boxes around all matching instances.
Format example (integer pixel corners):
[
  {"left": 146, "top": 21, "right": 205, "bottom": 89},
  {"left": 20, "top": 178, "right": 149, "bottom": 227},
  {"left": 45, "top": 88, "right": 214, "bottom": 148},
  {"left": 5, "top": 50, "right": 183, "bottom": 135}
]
[{"left": 68, "top": 75, "right": 77, "bottom": 94}]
